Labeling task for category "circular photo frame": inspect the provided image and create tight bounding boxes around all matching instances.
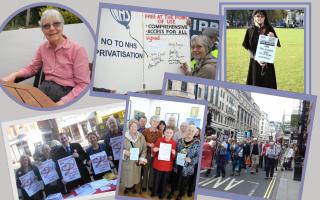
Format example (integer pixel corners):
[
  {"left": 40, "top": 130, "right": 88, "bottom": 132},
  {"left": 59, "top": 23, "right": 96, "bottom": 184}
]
[{"left": 0, "top": 3, "right": 95, "bottom": 110}]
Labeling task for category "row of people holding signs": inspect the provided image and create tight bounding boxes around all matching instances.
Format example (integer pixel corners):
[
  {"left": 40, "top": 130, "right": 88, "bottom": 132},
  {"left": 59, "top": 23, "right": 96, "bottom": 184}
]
[{"left": 15, "top": 132, "right": 119, "bottom": 200}]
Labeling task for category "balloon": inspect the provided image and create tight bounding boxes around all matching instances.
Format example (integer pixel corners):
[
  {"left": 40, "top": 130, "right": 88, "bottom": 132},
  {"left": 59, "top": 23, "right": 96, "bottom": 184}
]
[{"left": 110, "top": 9, "right": 131, "bottom": 29}]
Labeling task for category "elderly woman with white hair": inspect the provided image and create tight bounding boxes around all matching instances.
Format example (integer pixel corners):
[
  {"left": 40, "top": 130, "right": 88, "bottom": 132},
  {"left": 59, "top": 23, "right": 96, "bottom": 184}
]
[
  {"left": 168, "top": 125, "right": 201, "bottom": 200},
  {"left": 1, "top": 9, "right": 90, "bottom": 106},
  {"left": 40, "top": 144, "right": 65, "bottom": 196},
  {"left": 141, "top": 115, "right": 162, "bottom": 192},
  {"left": 180, "top": 34, "right": 216, "bottom": 79},
  {"left": 121, "top": 119, "right": 147, "bottom": 194},
  {"left": 173, "top": 121, "right": 189, "bottom": 141}
]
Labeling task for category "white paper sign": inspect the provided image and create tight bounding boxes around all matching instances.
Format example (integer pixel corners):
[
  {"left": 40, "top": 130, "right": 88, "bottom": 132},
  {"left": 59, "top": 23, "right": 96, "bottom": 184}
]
[
  {"left": 158, "top": 143, "right": 172, "bottom": 161},
  {"left": 109, "top": 136, "right": 122, "bottom": 160},
  {"left": 45, "top": 193, "right": 64, "bottom": 200},
  {"left": 254, "top": 35, "right": 278, "bottom": 63},
  {"left": 38, "top": 159, "right": 59, "bottom": 185},
  {"left": 130, "top": 148, "right": 140, "bottom": 160},
  {"left": 176, "top": 153, "right": 186, "bottom": 166},
  {"left": 93, "top": 9, "right": 190, "bottom": 93},
  {"left": 19, "top": 170, "right": 42, "bottom": 197},
  {"left": 90, "top": 179, "right": 110, "bottom": 189},
  {"left": 57, "top": 155, "right": 81, "bottom": 182},
  {"left": 74, "top": 183, "right": 95, "bottom": 196},
  {"left": 90, "top": 151, "right": 111, "bottom": 175},
  {"left": 143, "top": 13, "right": 191, "bottom": 91}
]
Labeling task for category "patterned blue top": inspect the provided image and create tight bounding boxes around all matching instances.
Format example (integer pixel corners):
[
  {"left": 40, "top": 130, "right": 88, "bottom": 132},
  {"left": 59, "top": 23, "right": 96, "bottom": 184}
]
[{"left": 174, "top": 138, "right": 201, "bottom": 176}]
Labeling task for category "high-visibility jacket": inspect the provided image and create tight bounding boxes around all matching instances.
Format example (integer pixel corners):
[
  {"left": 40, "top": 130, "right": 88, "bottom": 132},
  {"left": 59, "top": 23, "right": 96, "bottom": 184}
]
[{"left": 191, "top": 49, "right": 218, "bottom": 71}]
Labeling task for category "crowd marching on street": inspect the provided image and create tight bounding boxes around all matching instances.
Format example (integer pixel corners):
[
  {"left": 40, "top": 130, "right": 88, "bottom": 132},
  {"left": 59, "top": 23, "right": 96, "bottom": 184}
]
[{"left": 201, "top": 130, "right": 298, "bottom": 180}]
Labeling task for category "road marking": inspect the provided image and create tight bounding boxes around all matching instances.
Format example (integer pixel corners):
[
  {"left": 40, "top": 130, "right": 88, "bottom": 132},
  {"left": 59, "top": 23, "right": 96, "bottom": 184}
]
[
  {"left": 264, "top": 177, "right": 277, "bottom": 199},
  {"left": 200, "top": 177, "right": 231, "bottom": 187},
  {"left": 201, "top": 177, "right": 221, "bottom": 187},
  {"left": 212, "top": 177, "right": 231, "bottom": 188},
  {"left": 198, "top": 178, "right": 211, "bottom": 185},
  {"left": 267, "top": 177, "right": 277, "bottom": 199},
  {"left": 224, "top": 178, "right": 244, "bottom": 191},
  {"left": 248, "top": 182, "right": 260, "bottom": 196},
  {"left": 264, "top": 178, "right": 274, "bottom": 199},
  {"left": 247, "top": 181, "right": 259, "bottom": 185}
]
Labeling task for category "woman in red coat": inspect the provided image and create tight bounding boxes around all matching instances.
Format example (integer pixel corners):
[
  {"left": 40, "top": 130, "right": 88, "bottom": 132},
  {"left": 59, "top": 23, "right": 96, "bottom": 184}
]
[
  {"left": 151, "top": 127, "right": 177, "bottom": 199},
  {"left": 201, "top": 137, "right": 215, "bottom": 176}
]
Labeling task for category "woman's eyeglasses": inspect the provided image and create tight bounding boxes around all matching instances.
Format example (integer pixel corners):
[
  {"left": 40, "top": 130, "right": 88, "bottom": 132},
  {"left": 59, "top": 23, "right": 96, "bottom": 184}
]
[
  {"left": 191, "top": 45, "right": 204, "bottom": 50},
  {"left": 41, "top": 22, "right": 62, "bottom": 30}
]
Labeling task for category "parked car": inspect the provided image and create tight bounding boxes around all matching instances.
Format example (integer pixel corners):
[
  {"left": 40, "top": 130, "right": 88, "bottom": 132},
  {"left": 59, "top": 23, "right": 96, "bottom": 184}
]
[{"left": 276, "top": 22, "right": 287, "bottom": 28}]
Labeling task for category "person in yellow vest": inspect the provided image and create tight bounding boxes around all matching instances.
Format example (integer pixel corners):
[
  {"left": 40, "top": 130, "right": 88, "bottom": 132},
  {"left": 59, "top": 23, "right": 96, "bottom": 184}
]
[
  {"left": 190, "top": 27, "right": 219, "bottom": 72},
  {"left": 181, "top": 35, "right": 216, "bottom": 79}
]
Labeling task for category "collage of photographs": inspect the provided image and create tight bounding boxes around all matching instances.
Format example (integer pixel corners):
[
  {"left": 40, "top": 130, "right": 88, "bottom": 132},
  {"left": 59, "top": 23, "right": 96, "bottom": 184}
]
[{"left": 0, "top": 1, "right": 316, "bottom": 200}]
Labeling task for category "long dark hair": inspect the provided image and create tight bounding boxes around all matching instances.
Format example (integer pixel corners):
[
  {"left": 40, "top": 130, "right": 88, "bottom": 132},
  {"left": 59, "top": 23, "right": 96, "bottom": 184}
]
[
  {"left": 157, "top": 120, "right": 166, "bottom": 130},
  {"left": 252, "top": 10, "right": 271, "bottom": 28}
]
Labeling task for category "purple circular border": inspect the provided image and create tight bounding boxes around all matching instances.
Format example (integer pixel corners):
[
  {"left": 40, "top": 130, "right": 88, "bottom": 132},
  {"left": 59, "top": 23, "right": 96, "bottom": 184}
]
[{"left": 0, "top": 2, "right": 96, "bottom": 111}]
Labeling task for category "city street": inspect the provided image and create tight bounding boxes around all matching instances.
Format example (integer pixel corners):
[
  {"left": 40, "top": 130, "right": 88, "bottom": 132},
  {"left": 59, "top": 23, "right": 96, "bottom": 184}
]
[{"left": 198, "top": 163, "right": 300, "bottom": 199}]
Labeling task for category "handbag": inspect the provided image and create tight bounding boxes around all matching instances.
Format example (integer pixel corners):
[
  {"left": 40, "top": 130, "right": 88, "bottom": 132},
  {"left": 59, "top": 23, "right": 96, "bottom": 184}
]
[{"left": 245, "top": 157, "right": 251, "bottom": 166}]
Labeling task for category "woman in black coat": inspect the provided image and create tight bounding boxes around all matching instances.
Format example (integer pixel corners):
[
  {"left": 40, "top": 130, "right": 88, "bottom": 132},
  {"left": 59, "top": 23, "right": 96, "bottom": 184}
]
[{"left": 242, "top": 10, "right": 281, "bottom": 89}]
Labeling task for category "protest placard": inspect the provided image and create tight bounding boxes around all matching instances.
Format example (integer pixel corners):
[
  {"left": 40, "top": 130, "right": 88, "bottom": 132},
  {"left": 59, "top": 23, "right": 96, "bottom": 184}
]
[
  {"left": 109, "top": 136, "right": 122, "bottom": 160},
  {"left": 90, "top": 151, "right": 111, "bottom": 175},
  {"left": 38, "top": 159, "right": 59, "bottom": 185},
  {"left": 254, "top": 35, "right": 278, "bottom": 63},
  {"left": 19, "top": 170, "right": 42, "bottom": 197},
  {"left": 57, "top": 155, "right": 81, "bottom": 182},
  {"left": 45, "top": 193, "right": 64, "bottom": 200}
]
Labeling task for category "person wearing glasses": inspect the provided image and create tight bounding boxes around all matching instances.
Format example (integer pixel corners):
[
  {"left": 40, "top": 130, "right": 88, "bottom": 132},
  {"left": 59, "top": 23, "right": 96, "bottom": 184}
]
[
  {"left": 1, "top": 9, "right": 90, "bottom": 106},
  {"left": 180, "top": 34, "right": 216, "bottom": 79},
  {"left": 242, "top": 10, "right": 281, "bottom": 89}
]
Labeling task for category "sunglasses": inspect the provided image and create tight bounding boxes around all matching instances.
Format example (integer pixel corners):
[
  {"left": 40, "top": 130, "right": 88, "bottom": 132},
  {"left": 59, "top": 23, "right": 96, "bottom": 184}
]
[{"left": 41, "top": 22, "right": 62, "bottom": 30}]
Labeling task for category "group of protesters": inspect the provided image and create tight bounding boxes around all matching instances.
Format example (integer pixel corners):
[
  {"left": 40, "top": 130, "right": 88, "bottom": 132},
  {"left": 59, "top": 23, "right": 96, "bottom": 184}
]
[
  {"left": 120, "top": 115, "right": 201, "bottom": 200},
  {"left": 15, "top": 116, "right": 122, "bottom": 200},
  {"left": 201, "top": 130, "right": 298, "bottom": 180}
]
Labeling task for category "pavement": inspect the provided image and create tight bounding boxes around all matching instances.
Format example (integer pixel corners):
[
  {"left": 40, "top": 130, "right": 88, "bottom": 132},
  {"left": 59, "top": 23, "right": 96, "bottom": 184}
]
[
  {"left": 271, "top": 168, "right": 300, "bottom": 200},
  {"left": 198, "top": 162, "right": 301, "bottom": 199}
]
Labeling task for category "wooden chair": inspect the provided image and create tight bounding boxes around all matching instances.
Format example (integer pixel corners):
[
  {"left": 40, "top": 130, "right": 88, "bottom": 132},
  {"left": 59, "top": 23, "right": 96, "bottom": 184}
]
[{"left": 14, "top": 63, "right": 93, "bottom": 87}]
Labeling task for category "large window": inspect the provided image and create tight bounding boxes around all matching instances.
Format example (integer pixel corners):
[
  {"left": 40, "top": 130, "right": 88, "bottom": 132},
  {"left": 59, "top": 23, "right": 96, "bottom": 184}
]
[
  {"left": 198, "top": 88, "right": 202, "bottom": 98},
  {"left": 167, "top": 80, "right": 173, "bottom": 90},
  {"left": 210, "top": 88, "right": 214, "bottom": 103},
  {"left": 204, "top": 86, "right": 209, "bottom": 100},
  {"left": 181, "top": 81, "right": 188, "bottom": 92}
]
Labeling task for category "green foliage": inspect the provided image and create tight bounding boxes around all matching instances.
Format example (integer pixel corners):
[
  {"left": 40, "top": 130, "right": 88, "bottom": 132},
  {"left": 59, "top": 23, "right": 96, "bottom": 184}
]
[
  {"left": 226, "top": 28, "right": 304, "bottom": 93},
  {"left": 227, "top": 10, "right": 290, "bottom": 26},
  {"left": 4, "top": 8, "right": 41, "bottom": 30},
  {"left": 39, "top": 6, "right": 81, "bottom": 24},
  {"left": 3, "top": 6, "right": 81, "bottom": 30}
]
